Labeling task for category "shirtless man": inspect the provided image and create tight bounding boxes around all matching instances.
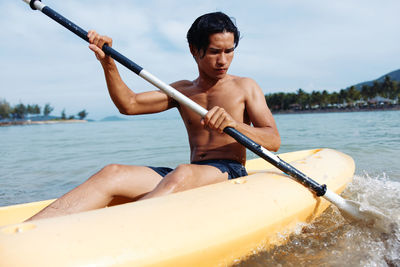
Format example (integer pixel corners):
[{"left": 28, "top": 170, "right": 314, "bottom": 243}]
[{"left": 28, "top": 12, "right": 280, "bottom": 220}]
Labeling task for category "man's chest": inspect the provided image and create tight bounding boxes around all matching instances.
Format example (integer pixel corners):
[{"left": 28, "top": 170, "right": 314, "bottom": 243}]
[
  {"left": 180, "top": 87, "right": 246, "bottom": 122},
  {"left": 194, "top": 86, "right": 244, "bottom": 106}
]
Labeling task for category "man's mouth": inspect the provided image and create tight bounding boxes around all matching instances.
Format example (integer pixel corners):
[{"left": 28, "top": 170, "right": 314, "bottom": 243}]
[{"left": 215, "top": 68, "right": 227, "bottom": 73}]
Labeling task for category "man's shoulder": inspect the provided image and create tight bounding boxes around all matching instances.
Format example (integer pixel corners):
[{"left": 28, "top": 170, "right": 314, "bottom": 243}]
[
  {"left": 228, "top": 75, "right": 259, "bottom": 93},
  {"left": 229, "top": 75, "right": 257, "bottom": 86},
  {"left": 170, "top": 80, "right": 194, "bottom": 90}
]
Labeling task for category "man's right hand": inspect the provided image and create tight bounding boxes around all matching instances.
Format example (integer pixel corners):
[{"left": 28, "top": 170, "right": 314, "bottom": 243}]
[{"left": 87, "top": 30, "right": 113, "bottom": 64}]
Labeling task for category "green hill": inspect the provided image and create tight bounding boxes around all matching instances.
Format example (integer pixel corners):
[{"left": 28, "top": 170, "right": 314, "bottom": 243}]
[{"left": 352, "top": 69, "right": 400, "bottom": 90}]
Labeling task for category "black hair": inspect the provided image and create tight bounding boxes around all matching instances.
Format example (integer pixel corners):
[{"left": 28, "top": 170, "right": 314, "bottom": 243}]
[{"left": 187, "top": 12, "right": 240, "bottom": 57}]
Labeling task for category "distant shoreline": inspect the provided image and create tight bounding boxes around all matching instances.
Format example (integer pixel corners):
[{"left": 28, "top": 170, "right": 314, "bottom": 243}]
[
  {"left": 272, "top": 105, "right": 400, "bottom": 115},
  {"left": 1, "top": 106, "right": 399, "bottom": 126},
  {"left": 0, "top": 119, "right": 87, "bottom": 127}
]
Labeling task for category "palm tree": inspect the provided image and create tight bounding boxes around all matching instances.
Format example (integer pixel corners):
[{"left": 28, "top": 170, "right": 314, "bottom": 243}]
[
  {"left": 296, "top": 89, "right": 309, "bottom": 110},
  {"left": 43, "top": 103, "right": 54, "bottom": 117},
  {"left": 78, "top": 110, "right": 88, "bottom": 120},
  {"left": 0, "top": 99, "right": 11, "bottom": 119},
  {"left": 347, "top": 86, "right": 361, "bottom": 106}
]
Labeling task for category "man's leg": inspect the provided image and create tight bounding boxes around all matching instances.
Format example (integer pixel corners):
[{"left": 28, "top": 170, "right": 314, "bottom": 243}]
[
  {"left": 27, "top": 164, "right": 162, "bottom": 221},
  {"left": 141, "top": 163, "right": 228, "bottom": 199}
]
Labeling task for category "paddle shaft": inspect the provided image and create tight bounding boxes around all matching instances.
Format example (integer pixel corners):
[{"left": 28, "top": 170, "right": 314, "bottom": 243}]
[{"left": 24, "top": 0, "right": 327, "bottom": 197}]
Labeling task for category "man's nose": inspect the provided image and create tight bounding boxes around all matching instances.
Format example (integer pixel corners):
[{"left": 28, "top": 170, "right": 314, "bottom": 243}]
[{"left": 217, "top": 53, "right": 227, "bottom": 65}]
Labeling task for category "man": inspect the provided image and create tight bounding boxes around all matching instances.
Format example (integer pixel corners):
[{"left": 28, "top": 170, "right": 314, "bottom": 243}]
[{"left": 28, "top": 12, "right": 280, "bottom": 220}]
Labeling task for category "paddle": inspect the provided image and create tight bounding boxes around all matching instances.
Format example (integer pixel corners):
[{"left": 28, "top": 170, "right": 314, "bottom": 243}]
[{"left": 23, "top": 0, "right": 394, "bottom": 233}]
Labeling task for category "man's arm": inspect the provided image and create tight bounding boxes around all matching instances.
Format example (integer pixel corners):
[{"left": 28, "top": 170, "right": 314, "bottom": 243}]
[
  {"left": 238, "top": 78, "right": 280, "bottom": 151},
  {"left": 88, "top": 30, "right": 177, "bottom": 115},
  {"left": 202, "top": 78, "right": 280, "bottom": 152}
]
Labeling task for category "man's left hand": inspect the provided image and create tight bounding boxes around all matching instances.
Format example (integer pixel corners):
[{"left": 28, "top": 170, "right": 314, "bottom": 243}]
[{"left": 201, "top": 106, "right": 237, "bottom": 133}]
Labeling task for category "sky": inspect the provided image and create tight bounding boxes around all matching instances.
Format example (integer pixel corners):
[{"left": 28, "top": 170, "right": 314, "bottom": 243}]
[{"left": 1, "top": 0, "right": 399, "bottom": 120}]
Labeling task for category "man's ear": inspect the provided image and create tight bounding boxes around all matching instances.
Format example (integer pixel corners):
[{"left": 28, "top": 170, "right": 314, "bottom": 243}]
[{"left": 189, "top": 44, "right": 197, "bottom": 58}]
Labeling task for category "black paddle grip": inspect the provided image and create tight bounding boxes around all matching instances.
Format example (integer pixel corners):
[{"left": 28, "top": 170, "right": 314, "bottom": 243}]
[{"left": 224, "top": 127, "right": 327, "bottom": 196}]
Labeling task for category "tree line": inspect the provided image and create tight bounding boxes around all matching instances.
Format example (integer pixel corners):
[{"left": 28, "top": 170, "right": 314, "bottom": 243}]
[
  {"left": 0, "top": 99, "right": 88, "bottom": 120},
  {"left": 265, "top": 76, "right": 400, "bottom": 112}
]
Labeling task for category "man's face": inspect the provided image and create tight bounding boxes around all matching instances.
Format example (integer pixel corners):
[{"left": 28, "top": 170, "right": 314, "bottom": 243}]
[{"left": 193, "top": 32, "right": 235, "bottom": 80}]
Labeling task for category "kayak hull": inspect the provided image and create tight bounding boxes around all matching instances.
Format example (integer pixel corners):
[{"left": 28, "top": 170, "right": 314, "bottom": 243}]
[{"left": 0, "top": 148, "right": 354, "bottom": 266}]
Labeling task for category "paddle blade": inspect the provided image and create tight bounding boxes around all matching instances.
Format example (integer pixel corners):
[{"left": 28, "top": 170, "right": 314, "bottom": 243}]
[
  {"left": 340, "top": 199, "right": 398, "bottom": 234},
  {"left": 324, "top": 189, "right": 396, "bottom": 234}
]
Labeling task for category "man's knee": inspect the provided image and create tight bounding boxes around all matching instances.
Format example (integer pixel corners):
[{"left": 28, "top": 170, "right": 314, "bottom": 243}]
[
  {"left": 90, "top": 164, "right": 130, "bottom": 189},
  {"left": 163, "top": 164, "right": 194, "bottom": 192},
  {"left": 101, "top": 164, "right": 123, "bottom": 175},
  {"left": 91, "top": 164, "right": 122, "bottom": 181}
]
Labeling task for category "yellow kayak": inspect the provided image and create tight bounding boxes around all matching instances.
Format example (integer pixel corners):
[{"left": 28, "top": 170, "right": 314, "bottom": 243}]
[{"left": 0, "top": 148, "right": 354, "bottom": 266}]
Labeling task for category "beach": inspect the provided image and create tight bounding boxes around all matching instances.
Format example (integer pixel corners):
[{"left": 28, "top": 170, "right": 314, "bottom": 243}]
[{"left": 0, "top": 119, "right": 87, "bottom": 127}]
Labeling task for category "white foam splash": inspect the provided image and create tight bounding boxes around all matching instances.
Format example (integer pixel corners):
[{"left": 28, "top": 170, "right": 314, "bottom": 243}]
[{"left": 234, "top": 173, "right": 400, "bottom": 266}]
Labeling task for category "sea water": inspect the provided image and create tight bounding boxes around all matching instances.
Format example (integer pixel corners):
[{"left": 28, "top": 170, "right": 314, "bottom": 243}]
[{"left": 1, "top": 110, "right": 399, "bottom": 266}]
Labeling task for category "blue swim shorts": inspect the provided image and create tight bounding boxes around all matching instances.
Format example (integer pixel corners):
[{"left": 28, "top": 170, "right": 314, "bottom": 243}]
[{"left": 147, "top": 159, "right": 248, "bottom": 180}]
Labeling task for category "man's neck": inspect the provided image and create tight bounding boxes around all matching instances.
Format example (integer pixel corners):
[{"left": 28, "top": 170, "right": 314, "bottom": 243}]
[{"left": 195, "top": 72, "right": 230, "bottom": 91}]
